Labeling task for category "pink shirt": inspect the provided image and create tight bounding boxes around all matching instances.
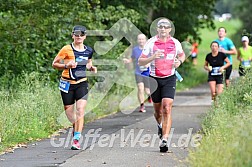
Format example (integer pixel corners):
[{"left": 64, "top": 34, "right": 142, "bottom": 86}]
[{"left": 140, "top": 36, "right": 184, "bottom": 78}]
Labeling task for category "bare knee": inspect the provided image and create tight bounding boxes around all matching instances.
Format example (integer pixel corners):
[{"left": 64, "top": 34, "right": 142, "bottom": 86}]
[
  {"left": 76, "top": 108, "right": 84, "bottom": 117},
  {"left": 163, "top": 103, "right": 172, "bottom": 115},
  {"left": 154, "top": 110, "right": 162, "bottom": 118}
]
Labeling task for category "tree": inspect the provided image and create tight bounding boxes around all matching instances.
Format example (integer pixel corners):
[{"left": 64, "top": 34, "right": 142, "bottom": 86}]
[
  {"left": 234, "top": 0, "right": 252, "bottom": 33},
  {"left": 0, "top": 0, "right": 218, "bottom": 84},
  {"left": 0, "top": 0, "right": 140, "bottom": 82},
  {"left": 100, "top": 0, "right": 217, "bottom": 41}
]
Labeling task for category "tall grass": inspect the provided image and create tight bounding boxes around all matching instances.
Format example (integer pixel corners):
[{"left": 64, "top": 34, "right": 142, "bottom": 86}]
[
  {"left": 0, "top": 72, "right": 63, "bottom": 151},
  {"left": 189, "top": 73, "right": 252, "bottom": 166}
]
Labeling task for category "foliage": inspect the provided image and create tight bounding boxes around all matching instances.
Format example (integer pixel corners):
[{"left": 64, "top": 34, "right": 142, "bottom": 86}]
[
  {"left": 189, "top": 72, "right": 252, "bottom": 167},
  {"left": 0, "top": 0, "right": 140, "bottom": 84},
  {"left": 100, "top": 0, "right": 217, "bottom": 42},
  {"left": 218, "top": 0, "right": 252, "bottom": 39},
  {"left": 214, "top": 0, "right": 240, "bottom": 15},
  {"left": 0, "top": 0, "right": 218, "bottom": 84},
  {"left": 235, "top": 0, "right": 252, "bottom": 44}
]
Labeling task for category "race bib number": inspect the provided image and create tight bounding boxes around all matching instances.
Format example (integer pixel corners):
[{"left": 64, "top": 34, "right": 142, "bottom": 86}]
[
  {"left": 59, "top": 79, "right": 70, "bottom": 93},
  {"left": 166, "top": 54, "right": 174, "bottom": 60},
  {"left": 211, "top": 67, "right": 222, "bottom": 76},
  {"left": 242, "top": 60, "right": 251, "bottom": 68},
  {"left": 139, "top": 66, "right": 148, "bottom": 72}
]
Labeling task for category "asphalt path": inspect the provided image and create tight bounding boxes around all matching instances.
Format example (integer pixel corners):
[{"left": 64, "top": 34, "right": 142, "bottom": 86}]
[{"left": 0, "top": 83, "right": 211, "bottom": 167}]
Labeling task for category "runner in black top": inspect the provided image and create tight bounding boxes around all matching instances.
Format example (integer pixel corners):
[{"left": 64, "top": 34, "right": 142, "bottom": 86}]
[{"left": 204, "top": 41, "right": 230, "bottom": 102}]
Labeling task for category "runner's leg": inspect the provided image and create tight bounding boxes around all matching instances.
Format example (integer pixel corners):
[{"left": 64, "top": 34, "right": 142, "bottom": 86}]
[
  {"left": 161, "top": 98, "right": 173, "bottom": 139},
  {"left": 209, "top": 81, "right": 216, "bottom": 101}
]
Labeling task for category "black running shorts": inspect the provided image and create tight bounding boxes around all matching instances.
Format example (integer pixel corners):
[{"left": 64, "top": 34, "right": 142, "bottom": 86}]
[
  {"left": 208, "top": 75, "right": 223, "bottom": 84},
  {"left": 149, "top": 75, "right": 176, "bottom": 103},
  {"left": 60, "top": 81, "right": 88, "bottom": 105}
]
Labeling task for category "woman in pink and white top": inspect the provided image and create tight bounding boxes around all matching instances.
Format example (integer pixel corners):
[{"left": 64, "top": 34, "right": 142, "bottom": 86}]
[{"left": 138, "top": 18, "right": 185, "bottom": 153}]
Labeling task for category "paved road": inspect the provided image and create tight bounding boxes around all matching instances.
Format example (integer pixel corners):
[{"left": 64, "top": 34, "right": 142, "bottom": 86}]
[{"left": 0, "top": 83, "right": 211, "bottom": 167}]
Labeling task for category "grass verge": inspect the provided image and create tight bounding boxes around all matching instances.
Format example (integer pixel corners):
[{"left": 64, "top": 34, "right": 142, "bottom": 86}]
[
  {"left": 0, "top": 72, "right": 63, "bottom": 152},
  {"left": 189, "top": 73, "right": 252, "bottom": 166}
]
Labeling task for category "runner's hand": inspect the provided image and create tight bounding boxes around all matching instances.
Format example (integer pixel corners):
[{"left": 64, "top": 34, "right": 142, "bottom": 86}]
[
  {"left": 123, "top": 58, "right": 130, "bottom": 64},
  {"left": 174, "top": 58, "right": 181, "bottom": 68},
  {"left": 66, "top": 60, "right": 77, "bottom": 68},
  {"left": 152, "top": 49, "right": 164, "bottom": 59},
  {"left": 219, "top": 48, "right": 227, "bottom": 54},
  {"left": 90, "top": 66, "right": 97, "bottom": 73},
  {"left": 219, "top": 66, "right": 225, "bottom": 73},
  {"left": 208, "top": 66, "right": 212, "bottom": 72}
]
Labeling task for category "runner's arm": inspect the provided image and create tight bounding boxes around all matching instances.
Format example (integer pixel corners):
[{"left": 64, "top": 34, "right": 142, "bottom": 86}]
[
  {"left": 219, "top": 57, "right": 230, "bottom": 72},
  {"left": 224, "top": 47, "right": 237, "bottom": 55},
  {"left": 87, "top": 59, "right": 97, "bottom": 73},
  {"left": 138, "top": 51, "right": 163, "bottom": 66},
  {"left": 52, "top": 56, "right": 76, "bottom": 69},
  {"left": 123, "top": 58, "right": 133, "bottom": 64},
  {"left": 237, "top": 49, "right": 242, "bottom": 61},
  {"left": 204, "top": 61, "right": 211, "bottom": 72}
]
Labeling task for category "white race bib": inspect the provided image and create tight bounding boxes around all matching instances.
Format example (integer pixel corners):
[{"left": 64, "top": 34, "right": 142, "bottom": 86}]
[
  {"left": 211, "top": 67, "right": 222, "bottom": 76},
  {"left": 242, "top": 60, "right": 251, "bottom": 68},
  {"left": 166, "top": 54, "right": 174, "bottom": 60}
]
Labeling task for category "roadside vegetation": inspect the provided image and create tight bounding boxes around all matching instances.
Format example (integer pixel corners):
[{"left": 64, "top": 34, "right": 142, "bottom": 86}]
[
  {"left": 189, "top": 18, "right": 252, "bottom": 166},
  {"left": 189, "top": 72, "right": 252, "bottom": 167}
]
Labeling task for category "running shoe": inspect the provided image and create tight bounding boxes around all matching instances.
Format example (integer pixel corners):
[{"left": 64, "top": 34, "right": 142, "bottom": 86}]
[
  {"left": 139, "top": 105, "right": 146, "bottom": 113},
  {"left": 159, "top": 139, "right": 168, "bottom": 153},
  {"left": 158, "top": 125, "right": 162, "bottom": 139},
  {"left": 71, "top": 139, "right": 80, "bottom": 150},
  {"left": 148, "top": 96, "right": 152, "bottom": 103}
]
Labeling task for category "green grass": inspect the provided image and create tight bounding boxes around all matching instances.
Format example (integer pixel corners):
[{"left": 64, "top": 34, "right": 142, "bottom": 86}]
[
  {"left": 196, "top": 19, "right": 242, "bottom": 69},
  {"left": 0, "top": 72, "right": 63, "bottom": 152},
  {"left": 189, "top": 73, "right": 252, "bottom": 167}
]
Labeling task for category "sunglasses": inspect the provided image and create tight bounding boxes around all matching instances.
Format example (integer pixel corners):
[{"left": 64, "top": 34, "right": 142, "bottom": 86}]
[
  {"left": 158, "top": 25, "right": 171, "bottom": 29},
  {"left": 73, "top": 30, "right": 86, "bottom": 37}
]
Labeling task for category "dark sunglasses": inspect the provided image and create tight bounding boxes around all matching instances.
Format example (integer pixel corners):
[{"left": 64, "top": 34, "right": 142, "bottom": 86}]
[
  {"left": 73, "top": 30, "right": 86, "bottom": 37},
  {"left": 158, "top": 25, "right": 171, "bottom": 29}
]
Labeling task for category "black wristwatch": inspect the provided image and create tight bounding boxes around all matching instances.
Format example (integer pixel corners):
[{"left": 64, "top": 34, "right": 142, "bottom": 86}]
[{"left": 64, "top": 64, "right": 67, "bottom": 69}]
